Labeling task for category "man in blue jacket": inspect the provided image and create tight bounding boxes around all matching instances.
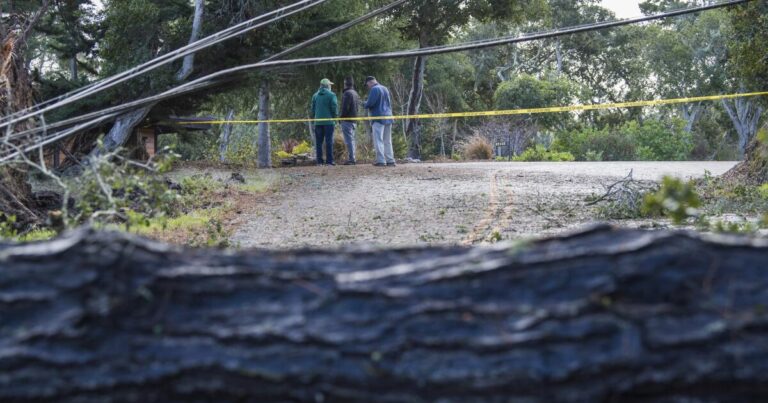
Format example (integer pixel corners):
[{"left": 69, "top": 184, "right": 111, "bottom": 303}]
[
  {"left": 363, "top": 76, "right": 395, "bottom": 167},
  {"left": 311, "top": 78, "right": 338, "bottom": 165}
]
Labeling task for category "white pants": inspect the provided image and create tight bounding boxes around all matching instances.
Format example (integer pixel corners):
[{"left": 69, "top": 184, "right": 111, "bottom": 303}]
[{"left": 371, "top": 122, "right": 395, "bottom": 164}]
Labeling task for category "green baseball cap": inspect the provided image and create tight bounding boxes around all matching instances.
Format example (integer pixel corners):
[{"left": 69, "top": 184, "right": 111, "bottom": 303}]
[{"left": 320, "top": 78, "right": 334, "bottom": 86}]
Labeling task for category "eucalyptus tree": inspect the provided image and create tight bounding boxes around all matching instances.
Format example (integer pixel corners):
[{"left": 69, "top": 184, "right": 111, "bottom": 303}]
[
  {"left": 394, "top": 0, "right": 543, "bottom": 160},
  {"left": 640, "top": 10, "right": 730, "bottom": 133},
  {"left": 724, "top": 0, "right": 767, "bottom": 167}
]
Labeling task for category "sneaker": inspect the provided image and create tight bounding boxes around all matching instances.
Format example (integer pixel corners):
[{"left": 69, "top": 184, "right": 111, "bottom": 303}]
[
  {"left": 327, "top": 162, "right": 336, "bottom": 166},
  {"left": 386, "top": 162, "right": 397, "bottom": 167},
  {"left": 343, "top": 161, "right": 356, "bottom": 165},
  {"left": 372, "top": 162, "right": 386, "bottom": 167}
]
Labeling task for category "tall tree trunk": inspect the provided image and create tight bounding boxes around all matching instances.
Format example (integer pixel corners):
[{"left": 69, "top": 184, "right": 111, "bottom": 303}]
[
  {"left": 680, "top": 102, "right": 703, "bottom": 133},
  {"left": 68, "top": 56, "right": 78, "bottom": 82},
  {"left": 451, "top": 118, "right": 458, "bottom": 156},
  {"left": 0, "top": 2, "right": 51, "bottom": 227},
  {"left": 257, "top": 79, "right": 271, "bottom": 168},
  {"left": 97, "top": 105, "right": 154, "bottom": 154},
  {"left": 555, "top": 38, "right": 563, "bottom": 75},
  {"left": 218, "top": 108, "right": 235, "bottom": 162},
  {"left": 176, "top": 0, "right": 204, "bottom": 82},
  {"left": 405, "top": 54, "right": 426, "bottom": 160},
  {"left": 722, "top": 96, "right": 764, "bottom": 159},
  {"left": 99, "top": 0, "right": 203, "bottom": 154},
  {"left": 3, "top": 225, "right": 768, "bottom": 401}
]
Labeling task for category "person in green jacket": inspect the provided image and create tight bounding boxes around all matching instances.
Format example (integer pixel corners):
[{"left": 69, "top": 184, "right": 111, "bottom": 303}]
[{"left": 311, "top": 78, "right": 338, "bottom": 165}]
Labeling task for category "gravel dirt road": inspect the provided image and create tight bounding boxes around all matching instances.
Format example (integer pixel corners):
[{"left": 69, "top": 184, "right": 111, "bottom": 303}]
[{"left": 229, "top": 161, "right": 737, "bottom": 249}]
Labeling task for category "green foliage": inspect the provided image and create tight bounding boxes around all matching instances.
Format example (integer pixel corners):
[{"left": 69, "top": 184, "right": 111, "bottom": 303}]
[
  {"left": 698, "top": 179, "right": 768, "bottom": 216},
  {"left": 72, "top": 151, "right": 181, "bottom": 226},
  {"left": 493, "top": 74, "right": 576, "bottom": 130},
  {"left": 223, "top": 135, "right": 258, "bottom": 166},
  {"left": 554, "top": 127, "right": 636, "bottom": 161},
  {"left": 293, "top": 141, "right": 312, "bottom": 155},
  {"left": 729, "top": 1, "right": 768, "bottom": 88},
  {"left": 584, "top": 150, "right": 603, "bottom": 161},
  {"left": 624, "top": 119, "right": 693, "bottom": 161},
  {"left": 179, "top": 174, "right": 224, "bottom": 209},
  {"left": 159, "top": 132, "right": 218, "bottom": 161},
  {"left": 100, "top": 0, "right": 189, "bottom": 98},
  {"left": 554, "top": 118, "right": 693, "bottom": 161},
  {"left": 0, "top": 214, "right": 57, "bottom": 242},
  {"left": 642, "top": 177, "right": 701, "bottom": 224},
  {"left": 189, "top": 218, "right": 232, "bottom": 249},
  {"left": 0, "top": 214, "right": 19, "bottom": 240},
  {"left": 513, "top": 145, "right": 575, "bottom": 162}
]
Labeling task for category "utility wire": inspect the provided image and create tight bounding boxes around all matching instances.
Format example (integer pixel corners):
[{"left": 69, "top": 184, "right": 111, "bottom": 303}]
[
  {"left": 3, "top": 0, "right": 409, "bottom": 145},
  {"left": 263, "top": 0, "right": 407, "bottom": 62},
  {"left": 0, "top": 0, "right": 328, "bottom": 129},
  {"left": 0, "top": 0, "right": 752, "bottom": 161}
]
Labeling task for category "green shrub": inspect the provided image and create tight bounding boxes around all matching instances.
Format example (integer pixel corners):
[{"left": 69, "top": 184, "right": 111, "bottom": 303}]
[
  {"left": 584, "top": 150, "right": 603, "bottom": 161},
  {"left": 513, "top": 145, "right": 575, "bottom": 162},
  {"left": 493, "top": 74, "right": 576, "bottom": 130},
  {"left": 623, "top": 119, "right": 693, "bottom": 161},
  {"left": 73, "top": 151, "right": 181, "bottom": 225},
  {"left": 642, "top": 176, "right": 701, "bottom": 224},
  {"left": 554, "top": 127, "right": 636, "bottom": 161}
]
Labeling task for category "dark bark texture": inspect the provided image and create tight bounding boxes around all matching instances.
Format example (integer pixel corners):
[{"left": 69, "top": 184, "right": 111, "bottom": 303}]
[{"left": 2, "top": 225, "right": 768, "bottom": 402}]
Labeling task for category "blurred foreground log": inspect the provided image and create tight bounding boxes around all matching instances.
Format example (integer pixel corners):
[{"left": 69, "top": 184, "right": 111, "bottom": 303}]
[{"left": 2, "top": 225, "right": 768, "bottom": 402}]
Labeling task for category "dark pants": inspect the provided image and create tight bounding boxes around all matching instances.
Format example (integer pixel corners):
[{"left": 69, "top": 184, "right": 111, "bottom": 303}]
[{"left": 314, "top": 125, "right": 334, "bottom": 164}]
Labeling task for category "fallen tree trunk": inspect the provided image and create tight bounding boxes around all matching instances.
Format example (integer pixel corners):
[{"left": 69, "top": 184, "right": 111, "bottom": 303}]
[{"left": 2, "top": 225, "right": 768, "bottom": 402}]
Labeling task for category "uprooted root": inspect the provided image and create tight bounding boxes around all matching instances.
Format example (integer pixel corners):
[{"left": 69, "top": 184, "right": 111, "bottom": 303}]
[{"left": 587, "top": 169, "right": 659, "bottom": 219}]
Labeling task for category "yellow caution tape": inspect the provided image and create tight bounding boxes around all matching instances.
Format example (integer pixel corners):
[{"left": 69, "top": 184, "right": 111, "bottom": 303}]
[{"left": 181, "top": 91, "right": 768, "bottom": 125}]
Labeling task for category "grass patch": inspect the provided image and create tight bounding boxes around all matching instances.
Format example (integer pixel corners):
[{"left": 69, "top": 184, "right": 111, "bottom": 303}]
[{"left": 17, "top": 229, "right": 58, "bottom": 242}]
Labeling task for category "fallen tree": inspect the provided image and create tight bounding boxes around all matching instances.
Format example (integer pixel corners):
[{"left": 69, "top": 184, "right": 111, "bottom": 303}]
[{"left": 2, "top": 225, "right": 768, "bottom": 402}]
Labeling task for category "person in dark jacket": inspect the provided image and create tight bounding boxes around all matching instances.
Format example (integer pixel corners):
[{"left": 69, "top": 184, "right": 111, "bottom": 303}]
[
  {"left": 340, "top": 76, "right": 360, "bottom": 165},
  {"left": 364, "top": 76, "right": 395, "bottom": 166},
  {"left": 311, "top": 78, "right": 338, "bottom": 165}
]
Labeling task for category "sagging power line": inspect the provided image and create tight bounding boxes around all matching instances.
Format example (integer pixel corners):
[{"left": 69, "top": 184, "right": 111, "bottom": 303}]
[
  {"left": 0, "top": 0, "right": 753, "bottom": 162},
  {"left": 0, "top": 0, "right": 329, "bottom": 130}
]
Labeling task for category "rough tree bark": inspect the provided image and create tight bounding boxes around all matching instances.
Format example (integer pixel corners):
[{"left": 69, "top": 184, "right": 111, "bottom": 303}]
[
  {"left": 0, "top": 1, "right": 51, "bottom": 227},
  {"left": 257, "top": 79, "right": 271, "bottom": 168},
  {"left": 176, "top": 0, "right": 204, "bottom": 82},
  {"left": 97, "top": 104, "right": 155, "bottom": 154},
  {"left": 2, "top": 225, "right": 768, "bottom": 402}
]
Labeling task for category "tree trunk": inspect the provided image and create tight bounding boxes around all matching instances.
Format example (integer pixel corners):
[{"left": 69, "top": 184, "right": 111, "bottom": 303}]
[
  {"left": 405, "top": 53, "right": 426, "bottom": 160},
  {"left": 3, "top": 225, "right": 768, "bottom": 401},
  {"left": 0, "top": 3, "right": 51, "bottom": 227},
  {"left": 96, "top": 105, "right": 154, "bottom": 154},
  {"left": 98, "top": 0, "right": 203, "bottom": 154},
  {"left": 257, "top": 79, "right": 271, "bottom": 168},
  {"left": 681, "top": 102, "right": 703, "bottom": 133},
  {"left": 451, "top": 118, "right": 458, "bottom": 156},
  {"left": 218, "top": 108, "right": 235, "bottom": 162},
  {"left": 176, "top": 0, "right": 204, "bottom": 81},
  {"left": 722, "top": 96, "right": 764, "bottom": 159},
  {"left": 68, "top": 56, "right": 78, "bottom": 82}
]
